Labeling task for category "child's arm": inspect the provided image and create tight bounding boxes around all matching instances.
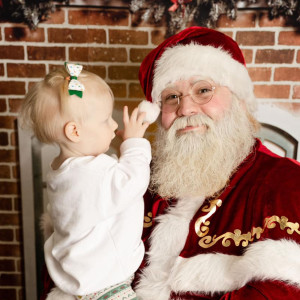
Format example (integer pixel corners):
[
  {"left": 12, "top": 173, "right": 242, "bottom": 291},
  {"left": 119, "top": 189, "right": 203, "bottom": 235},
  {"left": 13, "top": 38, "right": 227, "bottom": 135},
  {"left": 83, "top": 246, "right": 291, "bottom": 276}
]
[{"left": 118, "top": 106, "right": 150, "bottom": 140}]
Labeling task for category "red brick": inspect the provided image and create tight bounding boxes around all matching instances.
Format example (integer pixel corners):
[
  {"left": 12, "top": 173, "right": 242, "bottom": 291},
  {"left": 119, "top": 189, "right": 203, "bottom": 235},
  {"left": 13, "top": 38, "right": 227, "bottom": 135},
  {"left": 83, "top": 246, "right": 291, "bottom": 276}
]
[
  {"left": 0, "top": 46, "right": 24, "bottom": 59},
  {"left": 49, "top": 64, "right": 65, "bottom": 72},
  {"left": 0, "top": 213, "right": 21, "bottom": 226},
  {"left": 69, "top": 9, "right": 129, "bottom": 26},
  {"left": 0, "top": 289, "right": 17, "bottom": 300},
  {"left": 0, "top": 164, "right": 10, "bottom": 178},
  {"left": 241, "top": 49, "right": 253, "bottom": 64},
  {"left": 48, "top": 28, "right": 106, "bottom": 44},
  {"left": 5, "top": 27, "right": 45, "bottom": 42},
  {"left": 0, "top": 130, "right": 10, "bottom": 145},
  {"left": 0, "top": 81, "right": 25, "bottom": 95},
  {"left": 0, "top": 116, "right": 17, "bottom": 129},
  {"left": 0, "top": 197, "right": 12, "bottom": 210},
  {"left": 216, "top": 12, "right": 256, "bottom": 28},
  {"left": 279, "top": 31, "right": 300, "bottom": 46},
  {"left": 297, "top": 51, "right": 300, "bottom": 63},
  {"left": 248, "top": 67, "right": 271, "bottom": 82},
  {"left": 274, "top": 67, "right": 300, "bottom": 81},
  {"left": 43, "top": 8, "right": 65, "bottom": 25},
  {"left": 0, "top": 182, "right": 19, "bottom": 195},
  {"left": 48, "top": 28, "right": 88, "bottom": 43},
  {"left": 0, "top": 274, "right": 23, "bottom": 286},
  {"left": 236, "top": 31, "right": 275, "bottom": 46},
  {"left": 130, "top": 48, "right": 152, "bottom": 62},
  {"left": 87, "top": 29, "right": 106, "bottom": 44},
  {"left": 129, "top": 83, "right": 144, "bottom": 98},
  {"left": 108, "top": 83, "right": 126, "bottom": 98},
  {"left": 0, "top": 99, "right": 6, "bottom": 112},
  {"left": 15, "top": 228, "right": 21, "bottom": 242},
  {"left": 151, "top": 30, "right": 167, "bottom": 45},
  {"left": 0, "top": 229, "right": 14, "bottom": 241},
  {"left": 109, "top": 29, "right": 148, "bottom": 45},
  {"left": 12, "top": 164, "right": 19, "bottom": 179},
  {"left": 219, "top": 31, "right": 234, "bottom": 38},
  {"left": 85, "top": 66, "right": 106, "bottom": 79},
  {"left": 108, "top": 66, "right": 139, "bottom": 80},
  {"left": 19, "top": 288, "right": 25, "bottom": 300},
  {"left": 258, "top": 13, "right": 289, "bottom": 27},
  {"left": 0, "top": 150, "right": 17, "bottom": 163},
  {"left": 254, "top": 84, "right": 290, "bottom": 98},
  {"left": 0, "top": 259, "right": 15, "bottom": 271},
  {"left": 7, "top": 63, "right": 46, "bottom": 78},
  {"left": 69, "top": 47, "right": 127, "bottom": 62},
  {"left": 0, "top": 63, "right": 4, "bottom": 76},
  {"left": 14, "top": 197, "right": 21, "bottom": 211},
  {"left": 293, "top": 86, "right": 300, "bottom": 99},
  {"left": 28, "top": 46, "right": 65, "bottom": 61},
  {"left": 16, "top": 258, "right": 23, "bottom": 272},
  {"left": 8, "top": 98, "right": 22, "bottom": 113},
  {"left": 255, "top": 49, "right": 294, "bottom": 64}
]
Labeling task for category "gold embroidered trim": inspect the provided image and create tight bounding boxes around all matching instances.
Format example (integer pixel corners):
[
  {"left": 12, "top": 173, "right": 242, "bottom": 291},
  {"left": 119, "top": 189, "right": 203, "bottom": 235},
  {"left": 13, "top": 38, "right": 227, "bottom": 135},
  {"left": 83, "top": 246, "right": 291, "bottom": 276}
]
[
  {"left": 144, "top": 212, "right": 153, "bottom": 228},
  {"left": 195, "top": 199, "right": 300, "bottom": 249}
]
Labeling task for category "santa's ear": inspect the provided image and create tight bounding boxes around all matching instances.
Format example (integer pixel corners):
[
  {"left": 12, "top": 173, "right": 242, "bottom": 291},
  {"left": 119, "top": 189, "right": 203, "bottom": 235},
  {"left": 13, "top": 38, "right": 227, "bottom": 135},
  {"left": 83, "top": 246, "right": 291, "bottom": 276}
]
[{"left": 64, "top": 121, "right": 81, "bottom": 142}]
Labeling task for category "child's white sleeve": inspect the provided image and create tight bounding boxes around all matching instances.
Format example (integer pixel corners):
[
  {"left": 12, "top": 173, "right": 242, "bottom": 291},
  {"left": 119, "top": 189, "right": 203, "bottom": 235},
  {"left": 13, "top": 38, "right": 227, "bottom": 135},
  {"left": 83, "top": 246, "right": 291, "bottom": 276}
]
[{"left": 103, "top": 137, "right": 151, "bottom": 214}]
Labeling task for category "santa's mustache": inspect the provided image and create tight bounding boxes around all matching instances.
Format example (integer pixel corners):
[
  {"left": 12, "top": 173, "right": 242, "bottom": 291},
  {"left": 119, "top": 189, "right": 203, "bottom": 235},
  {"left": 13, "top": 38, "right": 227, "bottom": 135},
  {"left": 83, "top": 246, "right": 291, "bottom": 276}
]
[{"left": 169, "top": 114, "right": 215, "bottom": 132}]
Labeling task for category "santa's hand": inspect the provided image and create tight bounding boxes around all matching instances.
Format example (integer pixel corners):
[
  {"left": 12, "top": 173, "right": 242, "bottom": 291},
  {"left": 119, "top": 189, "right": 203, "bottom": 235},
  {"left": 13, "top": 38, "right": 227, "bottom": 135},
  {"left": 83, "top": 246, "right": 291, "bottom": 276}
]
[{"left": 118, "top": 106, "right": 149, "bottom": 140}]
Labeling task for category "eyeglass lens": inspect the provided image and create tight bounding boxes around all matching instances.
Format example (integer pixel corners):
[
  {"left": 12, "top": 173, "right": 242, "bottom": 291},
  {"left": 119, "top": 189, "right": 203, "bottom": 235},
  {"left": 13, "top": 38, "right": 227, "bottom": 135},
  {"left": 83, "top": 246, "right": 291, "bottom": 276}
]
[{"left": 161, "top": 80, "right": 214, "bottom": 113}]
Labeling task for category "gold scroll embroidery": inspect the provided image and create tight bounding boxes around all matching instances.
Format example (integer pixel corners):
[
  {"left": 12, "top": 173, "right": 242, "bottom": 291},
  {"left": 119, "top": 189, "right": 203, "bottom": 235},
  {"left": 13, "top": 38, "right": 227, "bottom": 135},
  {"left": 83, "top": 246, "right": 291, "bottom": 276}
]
[
  {"left": 144, "top": 212, "right": 153, "bottom": 228},
  {"left": 195, "top": 199, "right": 300, "bottom": 249}
]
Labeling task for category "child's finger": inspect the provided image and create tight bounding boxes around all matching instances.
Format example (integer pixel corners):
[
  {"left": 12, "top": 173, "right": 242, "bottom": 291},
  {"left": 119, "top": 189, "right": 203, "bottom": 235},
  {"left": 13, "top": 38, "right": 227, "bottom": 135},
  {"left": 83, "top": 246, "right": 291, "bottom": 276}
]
[
  {"left": 142, "top": 122, "right": 150, "bottom": 130},
  {"left": 130, "top": 107, "right": 139, "bottom": 121},
  {"left": 123, "top": 106, "right": 129, "bottom": 124}
]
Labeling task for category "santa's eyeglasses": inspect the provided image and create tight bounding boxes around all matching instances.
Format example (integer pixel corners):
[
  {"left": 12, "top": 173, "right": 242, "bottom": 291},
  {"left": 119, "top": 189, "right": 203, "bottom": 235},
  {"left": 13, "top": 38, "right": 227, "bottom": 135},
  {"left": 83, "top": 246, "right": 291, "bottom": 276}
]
[{"left": 160, "top": 80, "right": 216, "bottom": 113}]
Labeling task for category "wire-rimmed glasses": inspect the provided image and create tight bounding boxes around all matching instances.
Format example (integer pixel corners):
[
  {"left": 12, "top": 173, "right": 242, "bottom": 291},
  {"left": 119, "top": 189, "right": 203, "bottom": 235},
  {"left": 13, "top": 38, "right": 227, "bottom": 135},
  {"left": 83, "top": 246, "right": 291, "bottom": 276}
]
[{"left": 160, "top": 80, "right": 216, "bottom": 113}]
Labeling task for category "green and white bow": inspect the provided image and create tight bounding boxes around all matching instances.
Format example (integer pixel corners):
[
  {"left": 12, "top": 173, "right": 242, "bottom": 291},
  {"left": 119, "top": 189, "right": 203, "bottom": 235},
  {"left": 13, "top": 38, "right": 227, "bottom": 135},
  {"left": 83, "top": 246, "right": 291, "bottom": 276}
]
[{"left": 65, "top": 62, "right": 85, "bottom": 98}]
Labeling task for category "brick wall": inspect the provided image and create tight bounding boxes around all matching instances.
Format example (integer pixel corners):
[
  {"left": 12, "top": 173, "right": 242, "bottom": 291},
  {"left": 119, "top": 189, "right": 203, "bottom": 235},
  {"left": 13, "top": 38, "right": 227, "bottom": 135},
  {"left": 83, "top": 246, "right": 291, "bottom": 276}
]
[{"left": 0, "top": 6, "right": 299, "bottom": 300}]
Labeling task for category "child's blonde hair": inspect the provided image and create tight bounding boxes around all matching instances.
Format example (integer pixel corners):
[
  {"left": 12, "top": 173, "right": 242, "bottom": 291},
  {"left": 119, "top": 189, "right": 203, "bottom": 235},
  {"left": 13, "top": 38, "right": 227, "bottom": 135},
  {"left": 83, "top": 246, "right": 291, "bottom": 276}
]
[{"left": 19, "top": 67, "right": 113, "bottom": 144}]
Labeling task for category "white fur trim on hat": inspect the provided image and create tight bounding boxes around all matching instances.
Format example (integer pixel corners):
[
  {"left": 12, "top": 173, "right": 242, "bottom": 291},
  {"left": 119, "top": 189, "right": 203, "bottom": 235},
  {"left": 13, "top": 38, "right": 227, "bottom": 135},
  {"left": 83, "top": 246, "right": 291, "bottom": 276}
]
[
  {"left": 152, "top": 43, "right": 256, "bottom": 112},
  {"left": 138, "top": 100, "right": 160, "bottom": 124}
]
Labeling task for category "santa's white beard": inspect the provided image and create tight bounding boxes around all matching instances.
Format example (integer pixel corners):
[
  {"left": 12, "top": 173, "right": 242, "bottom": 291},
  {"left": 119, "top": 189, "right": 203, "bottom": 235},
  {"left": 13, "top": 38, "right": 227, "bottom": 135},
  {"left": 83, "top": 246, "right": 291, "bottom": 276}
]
[{"left": 150, "top": 98, "right": 257, "bottom": 199}]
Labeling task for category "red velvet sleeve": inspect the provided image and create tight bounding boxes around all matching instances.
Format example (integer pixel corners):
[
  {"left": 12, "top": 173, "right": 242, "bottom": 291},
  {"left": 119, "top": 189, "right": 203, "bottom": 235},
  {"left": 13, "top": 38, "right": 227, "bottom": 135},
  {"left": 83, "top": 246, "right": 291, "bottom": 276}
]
[{"left": 221, "top": 280, "right": 300, "bottom": 300}]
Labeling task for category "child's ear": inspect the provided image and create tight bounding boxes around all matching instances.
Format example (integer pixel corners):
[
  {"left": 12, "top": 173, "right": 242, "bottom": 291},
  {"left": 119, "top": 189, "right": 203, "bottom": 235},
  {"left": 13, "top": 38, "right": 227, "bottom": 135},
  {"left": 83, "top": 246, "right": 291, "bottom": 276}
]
[{"left": 64, "top": 121, "right": 81, "bottom": 142}]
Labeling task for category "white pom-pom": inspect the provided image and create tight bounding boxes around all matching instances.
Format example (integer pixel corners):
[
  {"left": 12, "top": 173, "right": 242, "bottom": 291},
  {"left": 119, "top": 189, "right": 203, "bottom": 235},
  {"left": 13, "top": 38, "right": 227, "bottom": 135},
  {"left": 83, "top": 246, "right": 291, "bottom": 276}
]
[{"left": 138, "top": 100, "right": 160, "bottom": 124}]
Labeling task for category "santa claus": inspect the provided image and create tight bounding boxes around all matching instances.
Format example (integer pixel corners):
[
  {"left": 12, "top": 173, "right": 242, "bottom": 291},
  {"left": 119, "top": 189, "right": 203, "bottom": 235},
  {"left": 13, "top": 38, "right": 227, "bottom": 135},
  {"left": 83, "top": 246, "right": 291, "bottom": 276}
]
[{"left": 135, "top": 26, "right": 300, "bottom": 299}]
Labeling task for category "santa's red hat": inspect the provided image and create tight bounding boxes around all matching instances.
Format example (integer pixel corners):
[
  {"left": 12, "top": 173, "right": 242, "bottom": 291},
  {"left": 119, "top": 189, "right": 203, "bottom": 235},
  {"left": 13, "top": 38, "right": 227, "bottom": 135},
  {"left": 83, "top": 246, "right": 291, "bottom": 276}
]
[{"left": 138, "top": 26, "right": 255, "bottom": 123}]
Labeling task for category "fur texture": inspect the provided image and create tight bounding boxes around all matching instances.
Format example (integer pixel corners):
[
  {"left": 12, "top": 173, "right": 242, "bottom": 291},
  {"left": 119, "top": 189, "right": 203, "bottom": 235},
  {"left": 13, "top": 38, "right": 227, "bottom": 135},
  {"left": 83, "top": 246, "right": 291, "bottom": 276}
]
[
  {"left": 170, "top": 239, "right": 300, "bottom": 294},
  {"left": 151, "top": 44, "right": 256, "bottom": 112},
  {"left": 138, "top": 100, "right": 161, "bottom": 124},
  {"left": 136, "top": 193, "right": 300, "bottom": 299}
]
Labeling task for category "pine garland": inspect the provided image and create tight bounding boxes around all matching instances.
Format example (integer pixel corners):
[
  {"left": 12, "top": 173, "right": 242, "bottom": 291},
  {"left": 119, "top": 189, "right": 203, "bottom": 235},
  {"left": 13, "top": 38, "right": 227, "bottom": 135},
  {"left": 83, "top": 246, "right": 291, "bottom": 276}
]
[
  {"left": 0, "top": 0, "right": 68, "bottom": 30},
  {"left": 0, "top": 0, "right": 299, "bottom": 31},
  {"left": 130, "top": 0, "right": 300, "bottom": 36}
]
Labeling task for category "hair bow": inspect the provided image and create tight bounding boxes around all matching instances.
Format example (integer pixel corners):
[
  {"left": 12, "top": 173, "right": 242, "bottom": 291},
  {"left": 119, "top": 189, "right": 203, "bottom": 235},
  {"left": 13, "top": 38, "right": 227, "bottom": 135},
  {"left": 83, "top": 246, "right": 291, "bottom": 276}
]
[{"left": 65, "top": 62, "right": 85, "bottom": 98}]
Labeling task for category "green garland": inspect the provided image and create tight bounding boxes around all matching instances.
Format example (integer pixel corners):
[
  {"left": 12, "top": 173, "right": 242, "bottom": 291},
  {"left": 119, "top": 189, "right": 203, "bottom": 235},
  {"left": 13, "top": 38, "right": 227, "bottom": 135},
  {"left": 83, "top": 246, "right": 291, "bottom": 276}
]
[
  {"left": 0, "top": 0, "right": 67, "bottom": 30},
  {"left": 0, "top": 0, "right": 299, "bottom": 32},
  {"left": 130, "top": 0, "right": 300, "bottom": 36}
]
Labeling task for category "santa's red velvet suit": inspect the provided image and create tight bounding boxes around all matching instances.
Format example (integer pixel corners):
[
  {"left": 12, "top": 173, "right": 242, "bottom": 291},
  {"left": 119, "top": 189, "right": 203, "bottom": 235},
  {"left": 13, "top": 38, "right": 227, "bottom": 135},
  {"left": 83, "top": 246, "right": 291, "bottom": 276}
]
[{"left": 135, "top": 140, "right": 300, "bottom": 299}]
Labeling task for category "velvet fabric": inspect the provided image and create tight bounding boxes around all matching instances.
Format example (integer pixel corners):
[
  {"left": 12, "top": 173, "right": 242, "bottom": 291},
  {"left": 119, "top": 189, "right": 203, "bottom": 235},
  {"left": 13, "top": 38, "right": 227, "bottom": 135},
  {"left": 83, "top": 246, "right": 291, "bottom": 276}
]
[
  {"left": 139, "top": 26, "right": 246, "bottom": 104},
  {"left": 139, "top": 140, "right": 300, "bottom": 299}
]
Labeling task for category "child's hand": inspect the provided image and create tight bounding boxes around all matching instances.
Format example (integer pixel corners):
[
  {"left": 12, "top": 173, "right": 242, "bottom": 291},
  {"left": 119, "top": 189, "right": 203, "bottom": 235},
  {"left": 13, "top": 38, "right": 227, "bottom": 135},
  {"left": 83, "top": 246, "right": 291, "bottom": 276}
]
[{"left": 118, "top": 106, "right": 149, "bottom": 140}]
